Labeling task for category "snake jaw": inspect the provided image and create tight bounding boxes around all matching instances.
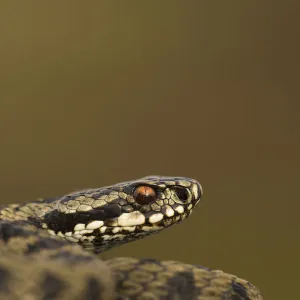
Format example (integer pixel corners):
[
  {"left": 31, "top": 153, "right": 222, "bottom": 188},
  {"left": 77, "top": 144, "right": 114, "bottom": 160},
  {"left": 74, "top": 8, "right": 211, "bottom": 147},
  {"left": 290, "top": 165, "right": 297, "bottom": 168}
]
[{"left": 40, "top": 176, "right": 202, "bottom": 253}]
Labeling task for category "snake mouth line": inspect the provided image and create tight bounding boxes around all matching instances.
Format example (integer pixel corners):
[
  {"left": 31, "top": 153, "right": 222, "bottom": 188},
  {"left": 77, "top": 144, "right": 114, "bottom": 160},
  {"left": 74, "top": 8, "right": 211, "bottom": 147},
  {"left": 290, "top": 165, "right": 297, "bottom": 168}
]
[
  {"left": 44, "top": 206, "right": 194, "bottom": 254},
  {"left": 46, "top": 208, "right": 192, "bottom": 243}
]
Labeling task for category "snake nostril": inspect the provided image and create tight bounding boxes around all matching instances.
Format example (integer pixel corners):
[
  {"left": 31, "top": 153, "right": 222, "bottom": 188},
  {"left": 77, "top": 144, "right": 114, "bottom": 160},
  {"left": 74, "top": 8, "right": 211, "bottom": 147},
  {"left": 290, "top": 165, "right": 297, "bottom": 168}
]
[{"left": 173, "top": 187, "right": 189, "bottom": 202}]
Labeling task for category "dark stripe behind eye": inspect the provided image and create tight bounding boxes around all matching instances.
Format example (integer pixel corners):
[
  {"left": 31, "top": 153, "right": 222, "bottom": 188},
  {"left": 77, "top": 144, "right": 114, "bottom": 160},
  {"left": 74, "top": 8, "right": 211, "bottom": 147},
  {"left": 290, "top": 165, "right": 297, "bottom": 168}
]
[{"left": 44, "top": 209, "right": 107, "bottom": 233}]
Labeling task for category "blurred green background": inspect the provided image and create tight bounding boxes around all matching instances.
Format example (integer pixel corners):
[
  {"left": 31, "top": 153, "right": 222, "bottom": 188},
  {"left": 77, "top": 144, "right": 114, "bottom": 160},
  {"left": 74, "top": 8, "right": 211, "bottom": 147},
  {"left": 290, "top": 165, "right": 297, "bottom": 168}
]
[{"left": 0, "top": 2, "right": 299, "bottom": 299}]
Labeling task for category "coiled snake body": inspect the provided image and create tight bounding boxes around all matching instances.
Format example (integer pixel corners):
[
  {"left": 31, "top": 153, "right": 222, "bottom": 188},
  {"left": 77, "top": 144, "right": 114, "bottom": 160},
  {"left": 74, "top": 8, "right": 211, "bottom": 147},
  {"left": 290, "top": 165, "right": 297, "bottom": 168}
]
[{"left": 0, "top": 176, "right": 262, "bottom": 300}]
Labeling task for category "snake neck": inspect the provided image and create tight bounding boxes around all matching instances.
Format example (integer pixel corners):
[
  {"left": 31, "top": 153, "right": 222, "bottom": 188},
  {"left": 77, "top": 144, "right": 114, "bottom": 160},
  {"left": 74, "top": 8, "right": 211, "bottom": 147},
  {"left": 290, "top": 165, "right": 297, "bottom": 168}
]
[{"left": 0, "top": 198, "right": 59, "bottom": 226}]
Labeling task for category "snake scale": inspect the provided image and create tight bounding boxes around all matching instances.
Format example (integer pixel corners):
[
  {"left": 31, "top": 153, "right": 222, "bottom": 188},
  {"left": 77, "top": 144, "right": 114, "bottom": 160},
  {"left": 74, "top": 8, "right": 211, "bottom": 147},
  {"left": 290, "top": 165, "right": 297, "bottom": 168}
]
[{"left": 0, "top": 176, "right": 263, "bottom": 300}]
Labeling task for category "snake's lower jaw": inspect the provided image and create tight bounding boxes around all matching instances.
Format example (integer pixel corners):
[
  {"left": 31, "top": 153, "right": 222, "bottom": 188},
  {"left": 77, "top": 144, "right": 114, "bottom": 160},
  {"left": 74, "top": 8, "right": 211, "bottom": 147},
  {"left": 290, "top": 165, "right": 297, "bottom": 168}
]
[{"left": 92, "top": 211, "right": 193, "bottom": 252}]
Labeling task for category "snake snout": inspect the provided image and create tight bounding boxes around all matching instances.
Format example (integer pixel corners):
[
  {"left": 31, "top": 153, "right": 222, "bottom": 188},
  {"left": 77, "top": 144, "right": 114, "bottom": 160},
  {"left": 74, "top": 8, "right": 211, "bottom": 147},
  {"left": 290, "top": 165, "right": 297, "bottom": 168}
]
[
  {"left": 178, "top": 182, "right": 202, "bottom": 203},
  {"left": 191, "top": 181, "right": 203, "bottom": 202}
]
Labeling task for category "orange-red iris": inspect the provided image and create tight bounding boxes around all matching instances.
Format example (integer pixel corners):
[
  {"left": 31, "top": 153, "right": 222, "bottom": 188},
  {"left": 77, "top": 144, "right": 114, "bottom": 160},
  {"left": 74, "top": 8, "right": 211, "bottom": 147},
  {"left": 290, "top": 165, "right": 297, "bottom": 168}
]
[{"left": 133, "top": 186, "right": 156, "bottom": 205}]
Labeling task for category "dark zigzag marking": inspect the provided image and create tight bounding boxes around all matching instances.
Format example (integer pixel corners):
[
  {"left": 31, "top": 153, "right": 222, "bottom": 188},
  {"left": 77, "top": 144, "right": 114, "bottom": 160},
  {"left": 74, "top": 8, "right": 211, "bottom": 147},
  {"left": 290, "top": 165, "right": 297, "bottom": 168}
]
[
  {"left": 41, "top": 272, "right": 66, "bottom": 300},
  {"left": 82, "top": 277, "right": 103, "bottom": 300},
  {"left": 0, "top": 265, "right": 10, "bottom": 292},
  {"left": 231, "top": 281, "right": 251, "bottom": 300},
  {"left": 167, "top": 270, "right": 200, "bottom": 300}
]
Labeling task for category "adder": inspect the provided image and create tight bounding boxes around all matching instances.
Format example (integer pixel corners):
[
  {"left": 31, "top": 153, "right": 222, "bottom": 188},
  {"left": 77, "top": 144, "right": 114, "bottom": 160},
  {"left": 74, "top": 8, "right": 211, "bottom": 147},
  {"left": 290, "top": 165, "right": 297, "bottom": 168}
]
[{"left": 0, "top": 176, "right": 263, "bottom": 300}]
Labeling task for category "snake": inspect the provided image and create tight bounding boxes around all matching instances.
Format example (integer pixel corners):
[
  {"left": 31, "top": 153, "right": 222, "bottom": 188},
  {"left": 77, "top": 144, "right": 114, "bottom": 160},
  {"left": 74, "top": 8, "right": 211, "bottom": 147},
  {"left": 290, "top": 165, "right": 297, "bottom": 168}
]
[{"left": 0, "top": 175, "right": 263, "bottom": 300}]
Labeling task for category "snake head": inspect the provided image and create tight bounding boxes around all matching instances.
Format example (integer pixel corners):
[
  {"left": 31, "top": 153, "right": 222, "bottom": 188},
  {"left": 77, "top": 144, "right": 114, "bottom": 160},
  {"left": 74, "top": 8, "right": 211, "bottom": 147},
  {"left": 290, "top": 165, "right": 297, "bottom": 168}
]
[{"left": 42, "top": 176, "right": 202, "bottom": 253}]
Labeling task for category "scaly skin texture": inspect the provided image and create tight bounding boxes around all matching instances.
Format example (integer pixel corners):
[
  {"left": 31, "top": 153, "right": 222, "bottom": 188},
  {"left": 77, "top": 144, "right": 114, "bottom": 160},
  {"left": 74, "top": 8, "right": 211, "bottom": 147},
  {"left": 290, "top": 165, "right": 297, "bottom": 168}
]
[{"left": 0, "top": 176, "right": 263, "bottom": 300}]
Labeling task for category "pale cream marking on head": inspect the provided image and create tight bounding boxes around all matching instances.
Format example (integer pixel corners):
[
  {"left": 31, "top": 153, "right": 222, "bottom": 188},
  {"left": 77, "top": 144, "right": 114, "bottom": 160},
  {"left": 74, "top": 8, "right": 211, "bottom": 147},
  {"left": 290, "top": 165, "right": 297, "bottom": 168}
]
[
  {"left": 191, "top": 183, "right": 199, "bottom": 199},
  {"left": 149, "top": 213, "right": 164, "bottom": 224},
  {"left": 122, "top": 226, "right": 136, "bottom": 232},
  {"left": 102, "top": 235, "right": 111, "bottom": 241},
  {"left": 86, "top": 220, "right": 104, "bottom": 230},
  {"left": 118, "top": 211, "right": 145, "bottom": 227},
  {"left": 162, "top": 205, "right": 174, "bottom": 217},
  {"left": 142, "top": 225, "right": 163, "bottom": 232},
  {"left": 100, "top": 226, "right": 107, "bottom": 233},
  {"left": 74, "top": 223, "right": 85, "bottom": 231},
  {"left": 174, "top": 205, "right": 184, "bottom": 214},
  {"left": 112, "top": 227, "right": 121, "bottom": 233}
]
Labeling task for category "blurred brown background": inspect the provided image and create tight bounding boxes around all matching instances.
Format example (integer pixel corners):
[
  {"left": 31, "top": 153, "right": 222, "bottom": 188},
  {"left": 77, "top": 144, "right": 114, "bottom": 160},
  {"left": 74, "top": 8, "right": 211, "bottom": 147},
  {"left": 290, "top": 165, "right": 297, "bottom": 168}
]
[{"left": 0, "top": 2, "right": 299, "bottom": 299}]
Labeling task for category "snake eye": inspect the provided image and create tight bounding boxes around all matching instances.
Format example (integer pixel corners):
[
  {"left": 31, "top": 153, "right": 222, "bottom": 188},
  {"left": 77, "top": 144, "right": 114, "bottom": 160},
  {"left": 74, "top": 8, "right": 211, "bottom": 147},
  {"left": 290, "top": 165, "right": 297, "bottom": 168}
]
[
  {"left": 133, "top": 186, "right": 156, "bottom": 205},
  {"left": 173, "top": 187, "right": 190, "bottom": 202}
]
